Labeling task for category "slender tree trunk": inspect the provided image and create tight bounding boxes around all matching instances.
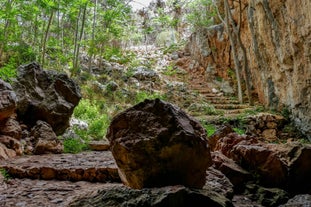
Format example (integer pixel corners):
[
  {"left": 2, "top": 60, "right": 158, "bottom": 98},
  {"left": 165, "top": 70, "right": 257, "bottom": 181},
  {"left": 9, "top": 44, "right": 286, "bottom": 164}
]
[
  {"left": 224, "top": 5, "right": 243, "bottom": 103},
  {"left": 74, "top": 2, "right": 87, "bottom": 72},
  {"left": 88, "top": 0, "right": 97, "bottom": 71},
  {"left": 41, "top": 11, "right": 54, "bottom": 66},
  {"left": 224, "top": 0, "right": 253, "bottom": 105},
  {"left": 73, "top": 8, "right": 81, "bottom": 72}
]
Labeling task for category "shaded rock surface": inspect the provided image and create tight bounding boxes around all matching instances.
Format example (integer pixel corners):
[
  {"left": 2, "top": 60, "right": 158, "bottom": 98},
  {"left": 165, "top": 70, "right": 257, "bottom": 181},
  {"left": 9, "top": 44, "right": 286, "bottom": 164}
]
[
  {"left": 30, "top": 120, "right": 63, "bottom": 154},
  {"left": 280, "top": 194, "right": 311, "bottom": 207},
  {"left": 213, "top": 131, "right": 311, "bottom": 193},
  {"left": 68, "top": 184, "right": 232, "bottom": 207},
  {"left": 107, "top": 99, "right": 212, "bottom": 189},
  {"left": 0, "top": 178, "right": 108, "bottom": 207},
  {"left": 0, "top": 151, "right": 119, "bottom": 182},
  {"left": 13, "top": 62, "right": 81, "bottom": 135},
  {"left": 0, "top": 79, "right": 17, "bottom": 121}
]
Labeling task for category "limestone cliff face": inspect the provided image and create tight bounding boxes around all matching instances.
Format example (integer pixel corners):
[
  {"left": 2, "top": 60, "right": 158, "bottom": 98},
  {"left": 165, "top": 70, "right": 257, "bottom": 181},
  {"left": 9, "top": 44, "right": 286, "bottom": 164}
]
[{"left": 187, "top": 0, "right": 311, "bottom": 139}]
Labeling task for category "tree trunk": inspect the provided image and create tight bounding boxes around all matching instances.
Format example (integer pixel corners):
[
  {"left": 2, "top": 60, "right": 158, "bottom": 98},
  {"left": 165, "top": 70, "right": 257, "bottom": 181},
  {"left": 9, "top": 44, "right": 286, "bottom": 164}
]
[
  {"left": 73, "top": 7, "right": 82, "bottom": 73},
  {"left": 224, "top": 0, "right": 253, "bottom": 105},
  {"left": 74, "top": 2, "right": 88, "bottom": 72},
  {"left": 41, "top": 11, "right": 54, "bottom": 66},
  {"left": 88, "top": 0, "right": 97, "bottom": 71}
]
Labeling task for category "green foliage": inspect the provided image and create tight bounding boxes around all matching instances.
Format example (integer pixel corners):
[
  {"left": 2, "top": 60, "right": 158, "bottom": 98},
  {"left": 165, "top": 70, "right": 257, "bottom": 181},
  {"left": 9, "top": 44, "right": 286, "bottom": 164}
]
[
  {"left": 0, "top": 58, "right": 17, "bottom": 83},
  {"left": 0, "top": 168, "right": 11, "bottom": 182},
  {"left": 74, "top": 99, "right": 99, "bottom": 120},
  {"left": 162, "top": 65, "right": 177, "bottom": 76},
  {"left": 186, "top": 0, "right": 216, "bottom": 30},
  {"left": 203, "top": 123, "right": 217, "bottom": 137},
  {"left": 88, "top": 115, "right": 110, "bottom": 140},
  {"left": 233, "top": 127, "right": 245, "bottom": 135},
  {"left": 135, "top": 91, "right": 166, "bottom": 104},
  {"left": 63, "top": 138, "right": 88, "bottom": 154},
  {"left": 73, "top": 99, "right": 110, "bottom": 140}
]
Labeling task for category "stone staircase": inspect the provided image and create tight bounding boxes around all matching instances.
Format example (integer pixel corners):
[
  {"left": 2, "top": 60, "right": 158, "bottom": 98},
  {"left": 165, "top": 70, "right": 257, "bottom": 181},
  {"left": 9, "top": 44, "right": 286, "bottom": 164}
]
[
  {"left": 0, "top": 143, "right": 121, "bottom": 207},
  {"left": 187, "top": 75, "right": 254, "bottom": 122}
]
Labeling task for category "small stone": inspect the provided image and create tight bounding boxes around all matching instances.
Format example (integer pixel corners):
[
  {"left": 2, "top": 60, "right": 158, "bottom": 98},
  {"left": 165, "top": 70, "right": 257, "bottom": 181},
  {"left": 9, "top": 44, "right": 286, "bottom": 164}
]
[
  {"left": 262, "top": 129, "right": 277, "bottom": 141},
  {"left": 88, "top": 140, "right": 110, "bottom": 151},
  {"left": 266, "top": 122, "right": 277, "bottom": 129}
]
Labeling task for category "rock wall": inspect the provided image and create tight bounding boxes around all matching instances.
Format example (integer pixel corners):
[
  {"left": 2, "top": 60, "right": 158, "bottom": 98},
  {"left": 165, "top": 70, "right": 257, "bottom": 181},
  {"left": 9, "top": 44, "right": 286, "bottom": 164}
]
[{"left": 187, "top": 0, "right": 311, "bottom": 139}]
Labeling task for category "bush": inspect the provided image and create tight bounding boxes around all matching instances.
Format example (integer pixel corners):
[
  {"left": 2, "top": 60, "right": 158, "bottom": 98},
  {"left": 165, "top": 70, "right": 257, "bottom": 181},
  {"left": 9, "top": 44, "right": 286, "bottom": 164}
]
[
  {"left": 63, "top": 138, "right": 88, "bottom": 154},
  {"left": 0, "top": 57, "right": 17, "bottom": 83},
  {"left": 88, "top": 115, "right": 110, "bottom": 140},
  {"left": 74, "top": 99, "right": 99, "bottom": 121}
]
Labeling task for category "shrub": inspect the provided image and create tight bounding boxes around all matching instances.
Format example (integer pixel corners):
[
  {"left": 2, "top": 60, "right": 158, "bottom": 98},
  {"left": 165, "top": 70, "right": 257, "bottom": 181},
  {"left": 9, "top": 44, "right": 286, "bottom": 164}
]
[
  {"left": 63, "top": 138, "right": 88, "bottom": 154},
  {"left": 74, "top": 99, "right": 99, "bottom": 121},
  {"left": 88, "top": 114, "right": 110, "bottom": 140}
]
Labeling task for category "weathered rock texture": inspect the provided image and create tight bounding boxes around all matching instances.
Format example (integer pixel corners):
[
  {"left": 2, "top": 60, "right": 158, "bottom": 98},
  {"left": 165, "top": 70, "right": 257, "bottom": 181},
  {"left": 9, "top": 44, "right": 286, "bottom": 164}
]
[
  {"left": 186, "top": 0, "right": 311, "bottom": 139},
  {"left": 0, "top": 151, "right": 119, "bottom": 182},
  {"left": 30, "top": 120, "right": 63, "bottom": 154},
  {"left": 0, "top": 79, "right": 17, "bottom": 121},
  {"left": 107, "top": 99, "right": 212, "bottom": 189},
  {"left": 13, "top": 62, "right": 81, "bottom": 135},
  {"left": 214, "top": 132, "right": 311, "bottom": 194},
  {"left": 68, "top": 184, "right": 232, "bottom": 207}
]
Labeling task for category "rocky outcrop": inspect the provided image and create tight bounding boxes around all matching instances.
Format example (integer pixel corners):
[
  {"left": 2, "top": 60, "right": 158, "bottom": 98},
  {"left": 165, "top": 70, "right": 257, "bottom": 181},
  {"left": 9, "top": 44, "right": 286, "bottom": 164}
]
[
  {"left": 214, "top": 132, "right": 311, "bottom": 193},
  {"left": 186, "top": 0, "right": 311, "bottom": 139},
  {"left": 30, "top": 121, "right": 63, "bottom": 154},
  {"left": 13, "top": 62, "right": 81, "bottom": 135},
  {"left": 69, "top": 184, "right": 232, "bottom": 207},
  {"left": 0, "top": 79, "right": 17, "bottom": 121},
  {"left": 107, "top": 99, "right": 212, "bottom": 189}
]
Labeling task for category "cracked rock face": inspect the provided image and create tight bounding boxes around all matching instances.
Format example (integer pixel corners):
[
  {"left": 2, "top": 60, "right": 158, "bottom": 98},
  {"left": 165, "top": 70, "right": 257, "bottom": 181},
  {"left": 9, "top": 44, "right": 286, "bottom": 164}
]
[
  {"left": 0, "top": 79, "right": 17, "bottom": 121},
  {"left": 13, "top": 62, "right": 81, "bottom": 135},
  {"left": 107, "top": 99, "right": 212, "bottom": 189}
]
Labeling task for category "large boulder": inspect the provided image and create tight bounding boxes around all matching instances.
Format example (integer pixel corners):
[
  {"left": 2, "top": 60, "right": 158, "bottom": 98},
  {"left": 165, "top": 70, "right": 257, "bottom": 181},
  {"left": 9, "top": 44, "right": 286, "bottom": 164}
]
[
  {"left": 13, "top": 62, "right": 81, "bottom": 135},
  {"left": 107, "top": 99, "right": 212, "bottom": 189},
  {"left": 0, "top": 79, "right": 17, "bottom": 121}
]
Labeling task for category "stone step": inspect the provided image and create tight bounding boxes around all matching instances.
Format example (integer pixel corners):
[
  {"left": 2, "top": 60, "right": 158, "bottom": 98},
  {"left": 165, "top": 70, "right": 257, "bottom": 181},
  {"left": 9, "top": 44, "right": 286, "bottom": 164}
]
[
  {"left": 207, "top": 99, "right": 241, "bottom": 105},
  {"left": 223, "top": 108, "right": 254, "bottom": 114},
  {"left": 214, "top": 104, "right": 249, "bottom": 110},
  {"left": 0, "top": 151, "right": 120, "bottom": 183},
  {"left": 0, "top": 178, "right": 119, "bottom": 207}
]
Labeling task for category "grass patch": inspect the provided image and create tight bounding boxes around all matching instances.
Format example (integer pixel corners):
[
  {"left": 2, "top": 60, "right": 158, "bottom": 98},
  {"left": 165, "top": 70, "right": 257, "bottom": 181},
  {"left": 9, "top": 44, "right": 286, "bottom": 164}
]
[{"left": 0, "top": 168, "right": 11, "bottom": 182}]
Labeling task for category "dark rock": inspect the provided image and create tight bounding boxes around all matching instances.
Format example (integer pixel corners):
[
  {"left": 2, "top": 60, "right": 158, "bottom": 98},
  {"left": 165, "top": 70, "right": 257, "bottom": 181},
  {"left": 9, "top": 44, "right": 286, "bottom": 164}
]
[
  {"left": 214, "top": 132, "right": 311, "bottom": 193},
  {"left": 0, "top": 79, "right": 17, "bottom": 121},
  {"left": 279, "top": 194, "right": 311, "bottom": 207},
  {"left": 0, "top": 114, "right": 22, "bottom": 140},
  {"left": 106, "top": 81, "right": 119, "bottom": 92},
  {"left": 208, "top": 124, "right": 234, "bottom": 151},
  {"left": 30, "top": 120, "right": 63, "bottom": 154},
  {"left": 0, "top": 143, "right": 16, "bottom": 159},
  {"left": 13, "top": 62, "right": 81, "bottom": 135},
  {"left": 107, "top": 99, "right": 212, "bottom": 189},
  {"left": 0, "top": 135, "right": 22, "bottom": 155},
  {"left": 68, "top": 184, "right": 233, "bottom": 207},
  {"left": 88, "top": 140, "right": 110, "bottom": 151},
  {"left": 132, "top": 66, "right": 160, "bottom": 82},
  {"left": 245, "top": 184, "right": 288, "bottom": 207},
  {"left": 212, "top": 151, "right": 251, "bottom": 192},
  {"left": 205, "top": 167, "right": 234, "bottom": 199}
]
